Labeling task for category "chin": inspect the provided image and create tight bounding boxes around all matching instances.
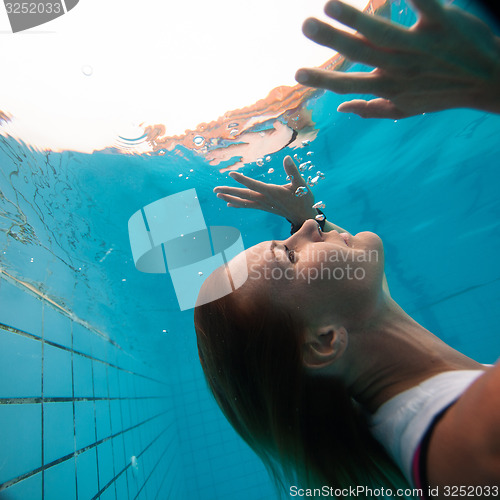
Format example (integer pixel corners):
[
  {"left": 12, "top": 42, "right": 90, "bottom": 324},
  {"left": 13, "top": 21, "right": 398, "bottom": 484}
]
[{"left": 355, "top": 231, "right": 384, "bottom": 251}]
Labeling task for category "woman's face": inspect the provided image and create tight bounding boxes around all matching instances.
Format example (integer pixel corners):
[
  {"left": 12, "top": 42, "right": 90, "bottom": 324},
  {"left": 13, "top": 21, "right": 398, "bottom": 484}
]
[{"left": 232, "top": 219, "right": 385, "bottom": 327}]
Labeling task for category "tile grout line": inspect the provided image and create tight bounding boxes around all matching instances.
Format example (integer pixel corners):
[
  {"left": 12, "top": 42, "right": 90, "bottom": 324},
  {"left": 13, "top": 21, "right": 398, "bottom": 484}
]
[
  {"left": 154, "top": 453, "right": 171, "bottom": 500},
  {"left": 106, "top": 365, "right": 118, "bottom": 500},
  {"left": 91, "top": 424, "right": 172, "bottom": 500},
  {"left": 133, "top": 440, "right": 171, "bottom": 500},
  {"left": 118, "top": 365, "right": 130, "bottom": 500},
  {"left": 0, "top": 396, "right": 169, "bottom": 405},
  {"left": 0, "top": 322, "right": 168, "bottom": 385},
  {"left": 72, "top": 320, "right": 79, "bottom": 500},
  {"left": 0, "top": 411, "right": 169, "bottom": 492},
  {"left": 41, "top": 302, "right": 45, "bottom": 500},
  {"left": 90, "top": 358, "right": 101, "bottom": 494}
]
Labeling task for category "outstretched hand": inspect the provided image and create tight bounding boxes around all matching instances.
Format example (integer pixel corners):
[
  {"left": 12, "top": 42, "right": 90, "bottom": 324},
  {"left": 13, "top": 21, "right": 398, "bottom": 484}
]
[
  {"left": 295, "top": 0, "right": 500, "bottom": 118},
  {"left": 213, "top": 156, "right": 318, "bottom": 227}
]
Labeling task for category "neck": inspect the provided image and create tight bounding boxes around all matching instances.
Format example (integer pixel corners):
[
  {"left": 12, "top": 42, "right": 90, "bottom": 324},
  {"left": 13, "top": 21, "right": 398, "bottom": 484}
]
[{"left": 333, "top": 295, "right": 484, "bottom": 414}]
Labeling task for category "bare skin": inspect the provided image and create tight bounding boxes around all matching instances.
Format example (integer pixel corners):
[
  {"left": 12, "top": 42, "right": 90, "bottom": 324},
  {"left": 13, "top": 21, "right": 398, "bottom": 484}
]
[
  {"left": 214, "top": 156, "right": 500, "bottom": 488},
  {"left": 295, "top": 0, "right": 500, "bottom": 119}
]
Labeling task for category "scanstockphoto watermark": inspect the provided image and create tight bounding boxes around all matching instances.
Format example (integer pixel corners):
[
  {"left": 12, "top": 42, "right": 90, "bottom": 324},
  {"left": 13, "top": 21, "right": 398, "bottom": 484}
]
[
  {"left": 289, "top": 485, "right": 500, "bottom": 498},
  {"left": 248, "top": 248, "right": 380, "bottom": 284},
  {"left": 289, "top": 485, "right": 424, "bottom": 498}
]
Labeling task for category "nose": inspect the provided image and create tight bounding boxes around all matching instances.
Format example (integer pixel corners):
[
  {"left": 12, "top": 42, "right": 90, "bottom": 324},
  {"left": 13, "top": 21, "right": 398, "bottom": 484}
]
[{"left": 288, "top": 218, "right": 323, "bottom": 243}]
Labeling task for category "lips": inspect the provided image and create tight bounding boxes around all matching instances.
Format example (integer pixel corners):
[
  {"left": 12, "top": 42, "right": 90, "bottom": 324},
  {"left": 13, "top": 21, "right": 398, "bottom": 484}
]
[{"left": 339, "top": 232, "right": 350, "bottom": 246}]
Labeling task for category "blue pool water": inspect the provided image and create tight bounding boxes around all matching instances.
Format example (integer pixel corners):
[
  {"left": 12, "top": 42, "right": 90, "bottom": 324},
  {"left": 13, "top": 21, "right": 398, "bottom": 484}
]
[{"left": 1, "top": 2, "right": 500, "bottom": 499}]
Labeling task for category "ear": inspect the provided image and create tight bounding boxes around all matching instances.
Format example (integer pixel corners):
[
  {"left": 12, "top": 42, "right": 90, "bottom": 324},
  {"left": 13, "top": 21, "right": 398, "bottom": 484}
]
[{"left": 302, "top": 325, "right": 348, "bottom": 371}]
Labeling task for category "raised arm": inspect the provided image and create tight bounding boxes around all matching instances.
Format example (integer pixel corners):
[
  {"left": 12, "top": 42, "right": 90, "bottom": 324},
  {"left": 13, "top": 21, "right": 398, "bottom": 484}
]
[
  {"left": 295, "top": 0, "right": 500, "bottom": 119},
  {"left": 214, "top": 156, "right": 391, "bottom": 295},
  {"left": 214, "top": 156, "right": 344, "bottom": 233}
]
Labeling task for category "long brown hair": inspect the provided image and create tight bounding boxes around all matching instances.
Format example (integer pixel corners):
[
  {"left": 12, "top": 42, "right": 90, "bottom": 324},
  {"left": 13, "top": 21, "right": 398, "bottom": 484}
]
[{"left": 194, "top": 279, "right": 415, "bottom": 498}]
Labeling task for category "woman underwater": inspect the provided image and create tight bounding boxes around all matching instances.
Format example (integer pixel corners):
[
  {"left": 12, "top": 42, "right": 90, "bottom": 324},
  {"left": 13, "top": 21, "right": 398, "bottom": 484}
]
[{"left": 195, "top": 0, "right": 500, "bottom": 498}]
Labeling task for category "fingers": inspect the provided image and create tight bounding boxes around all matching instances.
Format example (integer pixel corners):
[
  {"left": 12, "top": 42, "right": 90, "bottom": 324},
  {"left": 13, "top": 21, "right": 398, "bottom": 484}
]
[
  {"left": 226, "top": 171, "right": 270, "bottom": 193},
  {"left": 213, "top": 185, "right": 262, "bottom": 202},
  {"left": 283, "top": 156, "right": 306, "bottom": 187},
  {"left": 337, "top": 98, "right": 408, "bottom": 119},
  {"left": 214, "top": 192, "right": 261, "bottom": 209},
  {"left": 296, "top": 68, "right": 386, "bottom": 96},
  {"left": 323, "top": 0, "right": 409, "bottom": 48},
  {"left": 302, "top": 18, "right": 401, "bottom": 69}
]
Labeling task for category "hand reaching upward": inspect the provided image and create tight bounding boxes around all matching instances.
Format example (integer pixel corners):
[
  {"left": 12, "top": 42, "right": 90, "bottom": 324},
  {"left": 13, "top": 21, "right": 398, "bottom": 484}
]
[{"left": 295, "top": 0, "right": 500, "bottom": 118}]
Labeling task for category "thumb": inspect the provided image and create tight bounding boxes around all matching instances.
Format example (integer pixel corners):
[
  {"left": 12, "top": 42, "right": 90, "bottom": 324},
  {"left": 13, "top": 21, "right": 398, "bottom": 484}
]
[{"left": 283, "top": 155, "right": 306, "bottom": 187}]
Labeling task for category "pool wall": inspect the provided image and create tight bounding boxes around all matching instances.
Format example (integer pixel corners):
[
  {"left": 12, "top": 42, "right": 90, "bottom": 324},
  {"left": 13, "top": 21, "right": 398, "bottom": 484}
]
[{"left": 0, "top": 274, "right": 184, "bottom": 499}]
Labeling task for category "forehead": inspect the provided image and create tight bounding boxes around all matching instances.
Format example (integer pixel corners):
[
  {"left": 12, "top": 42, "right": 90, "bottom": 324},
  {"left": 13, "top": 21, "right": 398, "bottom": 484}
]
[
  {"left": 244, "top": 241, "right": 274, "bottom": 263},
  {"left": 226, "top": 241, "right": 283, "bottom": 287},
  {"left": 229, "top": 241, "right": 276, "bottom": 274}
]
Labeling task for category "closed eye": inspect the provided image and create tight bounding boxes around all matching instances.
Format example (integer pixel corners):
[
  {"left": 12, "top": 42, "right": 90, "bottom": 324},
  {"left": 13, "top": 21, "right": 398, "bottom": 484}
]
[{"left": 284, "top": 245, "right": 296, "bottom": 264}]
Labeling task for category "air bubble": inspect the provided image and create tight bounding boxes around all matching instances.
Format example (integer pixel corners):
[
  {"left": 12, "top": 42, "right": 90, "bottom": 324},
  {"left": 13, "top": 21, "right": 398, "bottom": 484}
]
[
  {"left": 229, "top": 129, "right": 239, "bottom": 136},
  {"left": 295, "top": 186, "right": 307, "bottom": 197},
  {"left": 256, "top": 158, "right": 264, "bottom": 167},
  {"left": 313, "top": 201, "right": 325, "bottom": 209},
  {"left": 307, "top": 151, "right": 314, "bottom": 157},
  {"left": 265, "top": 156, "right": 271, "bottom": 162},
  {"left": 178, "top": 173, "right": 183, "bottom": 177},
  {"left": 299, "top": 161, "right": 312, "bottom": 172},
  {"left": 302, "top": 140, "right": 310, "bottom": 146},
  {"left": 81, "top": 65, "right": 93, "bottom": 76},
  {"left": 307, "top": 176, "right": 319, "bottom": 187},
  {"left": 316, "top": 171, "right": 325, "bottom": 180},
  {"left": 267, "top": 168, "right": 274, "bottom": 174},
  {"left": 315, "top": 214, "right": 326, "bottom": 221},
  {"left": 193, "top": 136, "right": 205, "bottom": 146},
  {"left": 286, "top": 175, "right": 293, "bottom": 181},
  {"left": 198, "top": 271, "right": 203, "bottom": 276},
  {"left": 228, "top": 122, "right": 239, "bottom": 128}
]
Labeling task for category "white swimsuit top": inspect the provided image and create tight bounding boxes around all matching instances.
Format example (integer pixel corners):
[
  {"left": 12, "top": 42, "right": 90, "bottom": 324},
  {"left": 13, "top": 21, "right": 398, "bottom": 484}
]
[{"left": 369, "top": 369, "right": 489, "bottom": 487}]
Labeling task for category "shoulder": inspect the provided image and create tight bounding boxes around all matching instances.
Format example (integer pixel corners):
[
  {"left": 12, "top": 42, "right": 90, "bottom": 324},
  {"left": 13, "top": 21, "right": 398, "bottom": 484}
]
[{"left": 427, "top": 363, "right": 500, "bottom": 486}]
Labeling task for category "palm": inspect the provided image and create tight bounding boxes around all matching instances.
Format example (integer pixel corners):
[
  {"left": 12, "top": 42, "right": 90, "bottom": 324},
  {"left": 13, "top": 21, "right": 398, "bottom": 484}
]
[{"left": 213, "top": 156, "right": 317, "bottom": 226}]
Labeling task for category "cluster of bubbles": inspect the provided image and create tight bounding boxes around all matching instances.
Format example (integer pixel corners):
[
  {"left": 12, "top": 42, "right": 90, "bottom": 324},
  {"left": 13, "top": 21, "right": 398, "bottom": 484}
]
[
  {"left": 307, "top": 171, "right": 325, "bottom": 187},
  {"left": 256, "top": 156, "right": 272, "bottom": 167},
  {"left": 294, "top": 186, "right": 307, "bottom": 197}
]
